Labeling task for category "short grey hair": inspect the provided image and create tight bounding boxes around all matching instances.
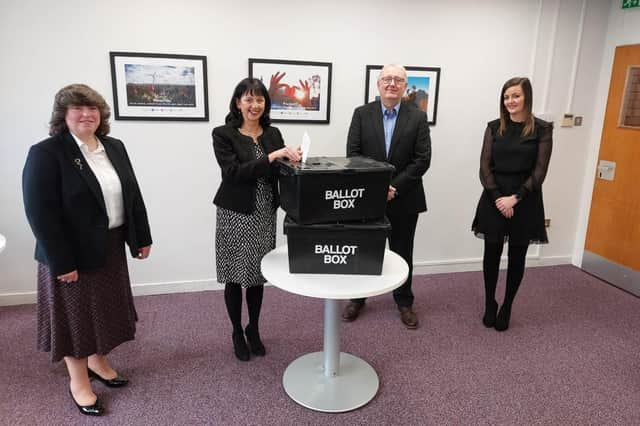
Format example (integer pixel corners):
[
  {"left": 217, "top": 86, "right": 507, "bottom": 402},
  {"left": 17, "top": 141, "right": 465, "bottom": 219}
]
[{"left": 379, "top": 64, "right": 407, "bottom": 79}]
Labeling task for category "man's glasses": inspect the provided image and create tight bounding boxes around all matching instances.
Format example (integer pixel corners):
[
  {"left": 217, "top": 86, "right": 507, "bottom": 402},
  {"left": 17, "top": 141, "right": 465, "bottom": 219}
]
[{"left": 380, "top": 76, "right": 406, "bottom": 85}]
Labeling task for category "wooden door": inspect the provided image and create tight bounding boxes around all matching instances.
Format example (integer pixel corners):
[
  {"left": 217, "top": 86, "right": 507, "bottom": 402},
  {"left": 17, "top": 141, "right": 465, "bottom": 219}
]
[{"left": 583, "top": 44, "right": 640, "bottom": 295}]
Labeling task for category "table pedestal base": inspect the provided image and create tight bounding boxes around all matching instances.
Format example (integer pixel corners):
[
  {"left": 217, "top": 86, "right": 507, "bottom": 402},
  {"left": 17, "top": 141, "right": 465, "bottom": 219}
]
[{"left": 282, "top": 351, "right": 379, "bottom": 412}]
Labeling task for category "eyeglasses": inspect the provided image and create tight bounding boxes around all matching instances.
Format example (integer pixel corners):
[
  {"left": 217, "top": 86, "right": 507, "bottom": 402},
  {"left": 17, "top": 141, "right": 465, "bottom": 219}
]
[{"left": 379, "top": 76, "right": 406, "bottom": 85}]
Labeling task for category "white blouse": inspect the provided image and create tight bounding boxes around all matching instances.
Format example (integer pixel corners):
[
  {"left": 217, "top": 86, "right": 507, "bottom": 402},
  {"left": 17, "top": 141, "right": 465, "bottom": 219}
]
[{"left": 71, "top": 133, "right": 125, "bottom": 229}]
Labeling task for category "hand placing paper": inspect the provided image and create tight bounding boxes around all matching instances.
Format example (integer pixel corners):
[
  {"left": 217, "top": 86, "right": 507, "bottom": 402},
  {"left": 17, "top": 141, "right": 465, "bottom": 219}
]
[{"left": 301, "top": 131, "right": 311, "bottom": 163}]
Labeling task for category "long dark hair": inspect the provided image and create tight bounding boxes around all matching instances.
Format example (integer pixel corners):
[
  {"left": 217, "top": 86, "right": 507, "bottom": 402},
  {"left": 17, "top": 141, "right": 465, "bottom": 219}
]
[
  {"left": 225, "top": 78, "right": 271, "bottom": 128},
  {"left": 49, "top": 84, "right": 111, "bottom": 136},
  {"left": 498, "top": 77, "right": 534, "bottom": 137}
]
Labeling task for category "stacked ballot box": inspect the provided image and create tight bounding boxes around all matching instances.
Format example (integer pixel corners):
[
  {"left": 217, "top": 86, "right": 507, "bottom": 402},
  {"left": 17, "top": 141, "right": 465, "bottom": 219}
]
[{"left": 277, "top": 156, "right": 394, "bottom": 275}]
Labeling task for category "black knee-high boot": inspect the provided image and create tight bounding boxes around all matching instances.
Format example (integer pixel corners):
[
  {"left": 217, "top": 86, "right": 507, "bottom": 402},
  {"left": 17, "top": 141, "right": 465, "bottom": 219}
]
[
  {"left": 495, "top": 243, "right": 528, "bottom": 331},
  {"left": 224, "top": 284, "right": 249, "bottom": 361},
  {"left": 482, "top": 240, "right": 504, "bottom": 327},
  {"left": 245, "top": 285, "right": 265, "bottom": 356}
]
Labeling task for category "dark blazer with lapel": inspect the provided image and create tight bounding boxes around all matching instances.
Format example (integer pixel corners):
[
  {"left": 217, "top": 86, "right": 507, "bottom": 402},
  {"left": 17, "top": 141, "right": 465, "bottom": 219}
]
[
  {"left": 212, "top": 124, "right": 284, "bottom": 214},
  {"left": 347, "top": 101, "right": 431, "bottom": 215},
  {"left": 22, "top": 131, "right": 152, "bottom": 276}
]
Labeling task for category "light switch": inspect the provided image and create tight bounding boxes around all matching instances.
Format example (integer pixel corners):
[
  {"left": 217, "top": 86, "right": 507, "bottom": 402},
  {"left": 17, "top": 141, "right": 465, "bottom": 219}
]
[{"left": 561, "top": 114, "right": 574, "bottom": 127}]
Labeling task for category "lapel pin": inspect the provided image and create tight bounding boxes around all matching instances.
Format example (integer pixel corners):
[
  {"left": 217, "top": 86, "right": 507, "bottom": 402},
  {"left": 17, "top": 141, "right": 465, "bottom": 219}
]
[{"left": 74, "top": 158, "right": 83, "bottom": 170}]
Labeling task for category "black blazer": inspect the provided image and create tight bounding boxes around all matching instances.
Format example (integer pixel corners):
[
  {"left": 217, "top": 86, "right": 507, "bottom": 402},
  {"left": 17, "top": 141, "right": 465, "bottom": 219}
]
[
  {"left": 212, "top": 124, "right": 284, "bottom": 214},
  {"left": 22, "top": 131, "right": 152, "bottom": 276},
  {"left": 347, "top": 101, "right": 431, "bottom": 215}
]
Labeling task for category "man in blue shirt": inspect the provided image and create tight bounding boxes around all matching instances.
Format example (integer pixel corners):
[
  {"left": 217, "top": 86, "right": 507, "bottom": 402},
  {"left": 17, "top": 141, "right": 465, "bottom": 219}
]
[{"left": 344, "top": 64, "right": 431, "bottom": 329}]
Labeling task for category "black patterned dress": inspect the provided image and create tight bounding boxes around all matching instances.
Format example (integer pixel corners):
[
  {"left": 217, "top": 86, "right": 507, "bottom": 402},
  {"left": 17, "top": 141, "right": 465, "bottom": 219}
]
[
  {"left": 472, "top": 117, "right": 553, "bottom": 245},
  {"left": 215, "top": 142, "right": 276, "bottom": 287}
]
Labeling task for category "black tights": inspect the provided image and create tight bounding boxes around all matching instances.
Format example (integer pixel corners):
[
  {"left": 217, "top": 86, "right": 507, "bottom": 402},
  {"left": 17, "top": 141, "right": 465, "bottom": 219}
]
[
  {"left": 483, "top": 240, "right": 529, "bottom": 308},
  {"left": 224, "top": 284, "right": 264, "bottom": 333}
]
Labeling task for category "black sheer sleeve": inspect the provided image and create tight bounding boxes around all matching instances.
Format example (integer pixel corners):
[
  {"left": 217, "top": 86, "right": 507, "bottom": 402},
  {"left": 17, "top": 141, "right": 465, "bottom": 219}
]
[
  {"left": 516, "top": 122, "right": 553, "bottom": 200},
  {"left": 479, "top": 125, "right": 502, "bottom": 201}
]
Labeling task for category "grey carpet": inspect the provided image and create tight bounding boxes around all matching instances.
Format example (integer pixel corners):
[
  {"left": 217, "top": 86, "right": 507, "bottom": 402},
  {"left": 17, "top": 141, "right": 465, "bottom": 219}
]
[{"left": 1, "top": 265, "right": 639, "bottom": 425}]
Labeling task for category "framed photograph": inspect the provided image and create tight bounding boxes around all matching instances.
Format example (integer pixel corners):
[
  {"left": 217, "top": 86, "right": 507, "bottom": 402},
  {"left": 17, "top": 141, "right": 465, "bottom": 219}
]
[
  {"left": 109, "top": 52, "right": 209, "bottom": 121},
  {"left": 365, "top": 65, "right": 441, "bottom": 125},
  {"left": 249, "top": 58, "right": 332, "bottom": 124}
]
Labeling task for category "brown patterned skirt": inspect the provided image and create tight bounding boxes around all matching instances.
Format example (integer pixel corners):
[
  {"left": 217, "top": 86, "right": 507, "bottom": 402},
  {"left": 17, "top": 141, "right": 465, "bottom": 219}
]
[{"left": 37, "top": 227, "right": 138, "bottom": 362}]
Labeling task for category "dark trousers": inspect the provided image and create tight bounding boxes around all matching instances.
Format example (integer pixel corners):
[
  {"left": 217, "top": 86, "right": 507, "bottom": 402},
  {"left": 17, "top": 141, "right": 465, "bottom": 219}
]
[{"left": 352, "top": 211, "right": 419, "bottom": 308}]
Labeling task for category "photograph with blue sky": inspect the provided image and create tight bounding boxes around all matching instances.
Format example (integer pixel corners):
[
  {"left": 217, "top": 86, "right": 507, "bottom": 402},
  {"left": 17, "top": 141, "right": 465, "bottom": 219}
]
[
  {"left": 125, "top": 64, "right": 195, "bottom": 85},
  {"left": 407, "top": 76, "right": 430, "bottom": 94}
]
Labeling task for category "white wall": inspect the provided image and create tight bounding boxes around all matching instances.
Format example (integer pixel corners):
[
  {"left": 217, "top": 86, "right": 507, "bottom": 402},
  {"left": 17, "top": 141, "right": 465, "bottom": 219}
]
[{"left": 0, "top": 0, "right": 617, "bottom": 304}]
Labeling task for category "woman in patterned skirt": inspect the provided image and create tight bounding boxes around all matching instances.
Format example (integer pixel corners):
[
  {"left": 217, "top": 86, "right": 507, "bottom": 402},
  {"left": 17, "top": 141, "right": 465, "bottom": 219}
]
[
  {"left": 22, "top": 84, "right": 152, "bottom": 415},
  {"left": 472, "top": 77, "right": 553, "bottom": 331},
  {"left": 212, "top": 78, "right": 301, "bottom": 361}
]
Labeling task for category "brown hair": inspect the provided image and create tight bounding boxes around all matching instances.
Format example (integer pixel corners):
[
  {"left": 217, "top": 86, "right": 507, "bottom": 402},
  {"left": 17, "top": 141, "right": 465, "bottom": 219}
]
[
  {"left": 498, "top": 77, "right": 534, "bottom": 137},
  {"left": 49, "top": 84, "right": 111, "bottom": 136}
]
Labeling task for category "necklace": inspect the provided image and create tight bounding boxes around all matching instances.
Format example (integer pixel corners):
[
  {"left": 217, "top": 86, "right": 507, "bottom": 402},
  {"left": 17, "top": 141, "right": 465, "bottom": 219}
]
[
  {"left": 239, "top": 127, "right": 263, "bottom": 142},
  {"left": 84, "top": 135, "right": 100, "bottom": 152}
]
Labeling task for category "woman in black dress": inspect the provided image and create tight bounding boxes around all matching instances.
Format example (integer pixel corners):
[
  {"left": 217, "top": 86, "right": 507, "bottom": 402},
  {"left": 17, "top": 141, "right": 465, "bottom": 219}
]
[
  {"left": 212, "top": 78, "right": 301, "bottom": 361},
  {"left": 472, "top": 77, "right": 553, "bottom": 331},
  {"left": 22, "top": 84, "right": 152, "bottom": 415}
]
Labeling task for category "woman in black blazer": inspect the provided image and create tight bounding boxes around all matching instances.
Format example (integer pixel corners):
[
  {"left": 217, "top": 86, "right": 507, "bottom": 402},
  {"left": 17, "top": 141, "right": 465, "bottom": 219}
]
[
  {"left": 212, "top": 78, "right": 300, "bottom": 361},
  {"left": 22, "top": 84, "right": 152, "bottom": 416}
]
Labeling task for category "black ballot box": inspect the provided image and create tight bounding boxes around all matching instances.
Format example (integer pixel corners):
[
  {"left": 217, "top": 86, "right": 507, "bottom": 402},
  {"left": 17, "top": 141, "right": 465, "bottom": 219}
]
[
  {"left": 283, "top": 216, "right": 391, "bottom": 275},
  {"left": 277, "top": 156, "right": 394, "bottom": 224}
]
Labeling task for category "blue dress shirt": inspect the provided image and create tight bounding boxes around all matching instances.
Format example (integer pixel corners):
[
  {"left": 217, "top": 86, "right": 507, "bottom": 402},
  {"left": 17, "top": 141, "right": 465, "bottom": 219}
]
[{"left": 382, "top": 103, "right": 400, "bottom": 157}]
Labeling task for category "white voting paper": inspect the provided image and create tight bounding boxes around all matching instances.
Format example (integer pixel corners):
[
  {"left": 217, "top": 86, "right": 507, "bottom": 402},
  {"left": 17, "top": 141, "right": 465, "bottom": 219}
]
[{"left": 301, "top": 131, "right": 311, "bottom": 163}]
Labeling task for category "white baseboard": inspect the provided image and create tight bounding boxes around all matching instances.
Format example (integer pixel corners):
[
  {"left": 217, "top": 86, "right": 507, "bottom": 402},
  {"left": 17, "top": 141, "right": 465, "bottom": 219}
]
[
  {"left": 0, "top": 292, "right": 36, "bottom": 307},
  {"left": 130, "top": 278, "right": 223, "bottom": 297},
  {"left": 0, "top": 256, "right": 573, "bottom": 306},
  {"left": 413, "top": 255, "right": 572, "bottom": 275},
  {"left": 0, "top": 278, "right": 224, "bottom": 307}
]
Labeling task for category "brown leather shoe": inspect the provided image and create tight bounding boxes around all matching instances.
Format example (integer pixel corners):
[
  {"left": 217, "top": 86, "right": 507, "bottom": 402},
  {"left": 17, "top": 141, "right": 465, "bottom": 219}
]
[
  {"left": 398, "top": 306, "right": 418, "bottom": 329},
  {"left": 342, "top": 302, "right": 364, "bottom": 322}
]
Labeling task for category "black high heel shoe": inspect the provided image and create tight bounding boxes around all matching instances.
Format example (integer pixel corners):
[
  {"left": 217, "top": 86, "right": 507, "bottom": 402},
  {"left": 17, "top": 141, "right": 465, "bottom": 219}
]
[
  {"left": 482, "top": 300, "right": 498, "bottom": 328},
  {"left": 245, "top": 325, "right": 266, "bottom": 356},
  {"left": 69, "top": 389, "right": 103, "bottom": 416},
  {"left": 495, "top": 304, "right": 512, "bottom": 332},
  {"left": 232, "top": 331, "right": 250, "bottom": 361},
  {"left": 88, "top": 368, "right": 129, "bottom": 387}
]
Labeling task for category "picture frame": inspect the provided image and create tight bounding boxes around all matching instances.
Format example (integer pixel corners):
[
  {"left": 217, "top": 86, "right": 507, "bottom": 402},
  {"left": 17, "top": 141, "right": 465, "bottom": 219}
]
[
  {"left": 109, "top": 51, "right": 209, "bottom": 121},
  {"left": 249, "top": 58, "right": 332, "bottom": 124},
  {"left": 365, "top": 65, "right": 441, "bottom": 126}
]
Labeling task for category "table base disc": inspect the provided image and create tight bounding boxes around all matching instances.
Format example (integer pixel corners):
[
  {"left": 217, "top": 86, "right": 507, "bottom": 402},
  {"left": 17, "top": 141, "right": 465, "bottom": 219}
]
[{"left": 282, "top": 351, "right": 379, "bottom": 412}]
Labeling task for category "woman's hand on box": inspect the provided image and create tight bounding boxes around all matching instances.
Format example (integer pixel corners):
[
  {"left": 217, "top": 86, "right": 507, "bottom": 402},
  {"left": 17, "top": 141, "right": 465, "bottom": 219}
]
[{"left": 269, "top": 146, "right": 301, "bottom": 163}]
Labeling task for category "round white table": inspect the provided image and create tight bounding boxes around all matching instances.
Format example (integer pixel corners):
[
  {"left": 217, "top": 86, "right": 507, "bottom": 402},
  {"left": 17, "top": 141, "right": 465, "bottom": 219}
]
[
  {"left": 261, "top": 244, "right": 408, "bottom": 412},
  {"left": 0, "top": 233, "right": 5, "bottom": 253}
]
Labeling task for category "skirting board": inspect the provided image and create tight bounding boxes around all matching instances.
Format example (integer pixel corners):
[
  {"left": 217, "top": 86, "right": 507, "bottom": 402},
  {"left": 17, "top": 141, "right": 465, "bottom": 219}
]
[
  {"left": 0, "top": 255, "right": 572, "bottom": 306},
  {"left": 132, "top": 279, "right": 223, "bottom": 296},
  {"left": 0, "top": 279, "right": 223, "bottom": 307},
  {"left": 413, "top": 255, "right": 572, "bottom": 275}
]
